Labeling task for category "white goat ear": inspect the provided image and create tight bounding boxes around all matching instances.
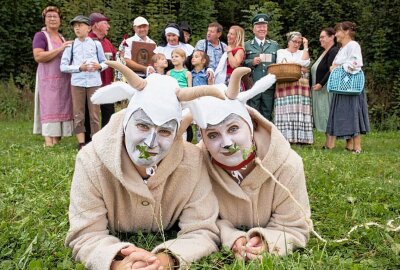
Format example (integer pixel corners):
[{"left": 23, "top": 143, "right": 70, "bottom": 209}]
[
  {"left": 91, "top": 82, "right": 137, "bottom": 104},
  {"left": 237, "top": 74, "right": 276, "bottom": 103}
]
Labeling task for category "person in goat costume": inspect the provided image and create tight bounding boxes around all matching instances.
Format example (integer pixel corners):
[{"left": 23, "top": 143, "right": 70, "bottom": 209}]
[
  {"left": 66, "top": 61, "right": 225, "bottom": 270},
  {"left": 191, "top": 67, "right": 312, "bottom": 259}
]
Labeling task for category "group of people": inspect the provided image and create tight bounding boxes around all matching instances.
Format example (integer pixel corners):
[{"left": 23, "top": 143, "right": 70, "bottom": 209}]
[{"left": 32, "top": 4, "right": 369, "bottom": 270}]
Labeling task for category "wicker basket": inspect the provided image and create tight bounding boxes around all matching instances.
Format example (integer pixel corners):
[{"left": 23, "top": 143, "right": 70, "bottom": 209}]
[{"left": 267, "top": 62, "right": 302, "bottom": 83}]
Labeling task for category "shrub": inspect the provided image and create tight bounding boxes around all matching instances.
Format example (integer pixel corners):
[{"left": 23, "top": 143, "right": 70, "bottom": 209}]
[{"left": 0, "top": 75, "right": 33, "bottom": 120}]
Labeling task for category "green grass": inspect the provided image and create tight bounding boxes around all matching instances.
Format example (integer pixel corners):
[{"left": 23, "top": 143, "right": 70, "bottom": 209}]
[{"left": 0, "top": 121, "right": 399, "bottom": 269}]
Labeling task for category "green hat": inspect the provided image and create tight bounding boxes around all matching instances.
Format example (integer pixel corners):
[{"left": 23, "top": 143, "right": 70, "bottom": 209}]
[
  {"left": 70, "top": 15, "right": 91, "bottom": 26},
  {"left": 252, "top": 14, "right": 270, "bottom": 25}
]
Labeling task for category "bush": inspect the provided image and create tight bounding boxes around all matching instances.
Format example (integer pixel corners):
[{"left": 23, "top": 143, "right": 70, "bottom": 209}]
[{"left": 0, "top": 76, "right": 33, "bottom": 121}]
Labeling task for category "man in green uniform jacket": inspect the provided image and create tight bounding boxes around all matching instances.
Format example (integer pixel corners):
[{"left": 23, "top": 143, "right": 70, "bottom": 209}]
[{"left": 244, "top": 14, "right": 279, "bottom": 121}]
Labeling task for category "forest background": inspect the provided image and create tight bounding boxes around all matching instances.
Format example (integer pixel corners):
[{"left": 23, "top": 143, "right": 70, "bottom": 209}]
[{"left": 0, "top": 0, "right": 400, "bottom": 129}]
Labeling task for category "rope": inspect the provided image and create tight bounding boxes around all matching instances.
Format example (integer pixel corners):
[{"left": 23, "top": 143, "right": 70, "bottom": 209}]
[{"left": 254, "top": 157, "right": 399, "bottom": 243}]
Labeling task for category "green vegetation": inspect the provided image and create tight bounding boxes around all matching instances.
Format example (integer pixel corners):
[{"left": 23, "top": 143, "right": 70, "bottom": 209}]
[
  {"left": 1, "top": 0, "right": 400, "bottom": 128},
  {"left": 1, "top": 121, "right": 399, "bottom": 269}
]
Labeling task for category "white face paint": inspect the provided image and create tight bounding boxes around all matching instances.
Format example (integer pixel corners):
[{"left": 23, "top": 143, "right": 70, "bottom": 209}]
[
  {"left": 124, "top": 109, "right": 177, "bottom": 167},
  {"left": 202, "top": 114, "right": 253, "bottom": 167}
]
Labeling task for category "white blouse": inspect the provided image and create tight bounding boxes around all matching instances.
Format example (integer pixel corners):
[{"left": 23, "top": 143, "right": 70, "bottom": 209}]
[
  {"left": 276, "top": 49, "right": 310, "bottom": 67},
  {"left": 154, "top": 42, "right": 194, "bottom": 59},
  {"left": 333, "top": 40, "right": 363, "bottom": 74}
]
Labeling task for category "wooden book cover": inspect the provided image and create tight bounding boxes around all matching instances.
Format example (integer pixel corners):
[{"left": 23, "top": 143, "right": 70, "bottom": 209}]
[{"left": 131, "top": 41, "right": 156, "bottom": 66}]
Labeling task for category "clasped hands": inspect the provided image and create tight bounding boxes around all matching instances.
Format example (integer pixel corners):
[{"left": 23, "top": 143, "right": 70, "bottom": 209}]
[
  {"left": 232, "top": 235, "right": 267, "bottom": 261},
  {"left": 111, "top": 246, "right": 175, "bottom": 270}
]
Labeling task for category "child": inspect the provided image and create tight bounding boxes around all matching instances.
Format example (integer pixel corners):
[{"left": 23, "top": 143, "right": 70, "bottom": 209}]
[
  {"left": 167, "top": 48, "right": 192, "bottom": 87},
  {"left": 149, "top": 53, "right": 168, "bottom": 75},
  {"left": 60, "top": 15, "right": 107, "bottom": 150},
  {"left": 191, "top": 50, "right": 213, "bottom": 86}
]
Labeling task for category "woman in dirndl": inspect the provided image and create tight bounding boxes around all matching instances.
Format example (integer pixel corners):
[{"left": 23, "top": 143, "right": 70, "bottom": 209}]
[
  {"left": 274, "top": 32, "right": 313, "bottom": 144},
  {"left": 32, "top": 6, "right": 73, "bottom": 146},
  {"left": 324, "top": 21, "right": 370, "bottom": 153}
]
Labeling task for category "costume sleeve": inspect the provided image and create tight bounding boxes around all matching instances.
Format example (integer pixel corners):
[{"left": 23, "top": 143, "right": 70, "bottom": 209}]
[
  {"left": 276, "top": 49, "right": 285, "bottom": 64},
  {"left": 217, "top": 219, "right": 247, "bottom": 249},
  {"left": 246, "top": 157, "right": 311, "bottom": 255},
  {"left": 244, "top": 42, "right": 254, "bottom": 67},
  {"left": 65, "top": 153, "right": 134, "bottom": 270},
  {"left": 95, "top": 41, "right": 108, "bottom": 71},
  {"left": 124, "top": 37, "right": 132, "bottom": 59},
  {"left": 32, "top": 32, "right": 47, "bottom": 50},
  {"left": 342, "top": 41, "right": 363, "bottom": 74},
  {"left": 152, "top": 161, "right": 219, "bottom": 268},
  {"left": 298, "top": 50, "right": 310, "bottom": 67},
  {"left": 60, "top": 45, "right": 80, "bottom": 73}
]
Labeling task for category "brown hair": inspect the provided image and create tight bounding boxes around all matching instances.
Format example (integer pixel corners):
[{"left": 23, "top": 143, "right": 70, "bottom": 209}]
[
  {"left": 42, "top": 6, "right": 61, "bottom": 20},
  {"left": 334, "top": 21, "right": 356, "bottom": 39},
  {"left": 193, "top": 50, "right": 210, "bottom": 67},
  {"left": 229, "top": 25, "right": 245, "bottom": 48},
  {"left": 208, "top": 22, "right": 223, "bottom": 33},
  {"left": 322, "top": 27, "right": 335, "bottom": 37},
  {"left": 150, "top": 53, "right": 166, "bottom": 66}
]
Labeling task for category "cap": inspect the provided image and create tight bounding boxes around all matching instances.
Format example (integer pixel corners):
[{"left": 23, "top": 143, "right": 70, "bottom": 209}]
[
  {"left": 133, "top": 16, "right": 149, "bottom": 26},
  {"left": 70, "top": 15, "right": 91, "bottom": 26},
  {"left": 252, "top": 14, "right": 270, "bottom": 25},
  {"left": 89, "top": 13, "right": 110, "bottom": 26}
]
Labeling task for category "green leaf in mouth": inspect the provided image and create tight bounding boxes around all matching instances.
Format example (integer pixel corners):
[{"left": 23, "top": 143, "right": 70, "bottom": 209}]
[
  {"left": 228, "top": 143, "right": 240, "bottom": 154},
  {"left": 136, "top": 145, "right": 151, "bottom": 160}
]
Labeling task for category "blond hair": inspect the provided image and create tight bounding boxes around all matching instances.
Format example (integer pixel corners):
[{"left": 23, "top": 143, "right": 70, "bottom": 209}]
[
  {"left": 229, "top": 25, "right": 245, "bottom": 48},
  {"left": 151, "top": 53, "right": 166, "bottom": 66},
  {"left": 171, "top": 48, "right": 186, "bottom": 58}
]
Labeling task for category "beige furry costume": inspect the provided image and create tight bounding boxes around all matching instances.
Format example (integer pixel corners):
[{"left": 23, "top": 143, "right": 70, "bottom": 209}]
[
  {"left": 200, "top": 107, "right": 311, "bottom": 255},
  {"left": 66, "top": 110, "right": 219, "bottom": 269}
]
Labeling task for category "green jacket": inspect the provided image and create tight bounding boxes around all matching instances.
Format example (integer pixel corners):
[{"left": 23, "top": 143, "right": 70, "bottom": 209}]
[{"left": 244, "top": 38, "right": 280, "bottom": 82}]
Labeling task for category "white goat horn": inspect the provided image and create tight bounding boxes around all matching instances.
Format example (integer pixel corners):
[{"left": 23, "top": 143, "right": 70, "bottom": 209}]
[
  {"left": 225, "top": 67, "right": 251, "bottom": 99},
  {"left": 176, "top": 86, "right": 225, "bottom": 101},
  {"left": 105, "top": 60, "right": 146, "bottom": 90}
]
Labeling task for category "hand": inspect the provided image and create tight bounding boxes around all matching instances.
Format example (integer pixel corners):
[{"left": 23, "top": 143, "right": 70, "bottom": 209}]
[
  {"left": 147, "top": 66, "right": 156, "bottom": 75},
  {"left": 301, "top": 67, "right": 309, "bottom": 73},
  {"left": 62, "top": 40, "right": 73, "bottom": 50},
  {"left": 231, "top": 237, "right": 247, "bottom": 260},
  {"left": 206, "top": 69, "right": 214, "bottom": 83},
  {"left": 90, "top": 62, "right": 102, "bottom": 72},
  {"left": 252, "top": 57, "right": 262, "bottom": 66},
  {"left": 330, "top": 64, "right": 338, "bottom": 72},
  {"left": 226, "top": 45, "right": 233, "bottom": 52},
  {"left": 244, "top": 235, "right": 267, "bottom": 260},
  {"left": 313, "top": 83, "right": 322, "bottom": 91},
  {"left": 156, "top": 252, "right": 176, "bottom": 269},
  {"left": 111, "top": 246, "right": 160, "bottom": 270}
]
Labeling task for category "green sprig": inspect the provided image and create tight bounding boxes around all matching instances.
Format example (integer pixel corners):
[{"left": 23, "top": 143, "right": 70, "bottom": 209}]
[{"left": 136, "top": 145, "right": 151, "bottom": 160}]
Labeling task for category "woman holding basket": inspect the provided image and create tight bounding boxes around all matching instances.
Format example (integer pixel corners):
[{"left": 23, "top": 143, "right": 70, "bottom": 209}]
[
  {"left": 274, "top": 32, "right": 313, "bottom": 145},
  {"left": 324, "top": 21, "right": 370, "bottom": 153}
]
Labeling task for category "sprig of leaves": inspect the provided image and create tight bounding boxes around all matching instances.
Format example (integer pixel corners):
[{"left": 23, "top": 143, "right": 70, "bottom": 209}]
[
  {"left": 228, "top": 144, "right": 256, "bottom": 160},
  {"left": 136, "top": 145, "right": 151, "bottom": 160},
  {"left": 242, "top": 145, "right": 256, "bottom": 160},
  {"left": 228, "top": 143, "right": 240, "bottom": 154}
]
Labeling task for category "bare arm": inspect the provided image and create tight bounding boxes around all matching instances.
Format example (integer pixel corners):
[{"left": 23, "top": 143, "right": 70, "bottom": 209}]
[
  {"left": 186, "top": 71, "right": 192, "bottom": 87},
  {"left": 33, "top": 40, "right": 73, "bottom": 63},
  {"left": 227, "top": 47, "right": 245, "bottom": 69}
]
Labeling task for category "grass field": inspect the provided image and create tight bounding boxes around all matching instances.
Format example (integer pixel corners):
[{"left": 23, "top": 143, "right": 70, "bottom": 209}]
[{"left": 0, "top": 120, "right": 399, "bottom": 269}]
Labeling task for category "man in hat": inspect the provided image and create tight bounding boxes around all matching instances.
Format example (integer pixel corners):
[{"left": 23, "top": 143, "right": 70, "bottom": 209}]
[
  {"left": 88, "top": 12, "right": 117, "bottom": 128},
  {"left": 244, "top": 14, "right": 279, "bottom": 121},
  {"left": 124, "top": 16, "right": 156, "bottom": 77}
]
